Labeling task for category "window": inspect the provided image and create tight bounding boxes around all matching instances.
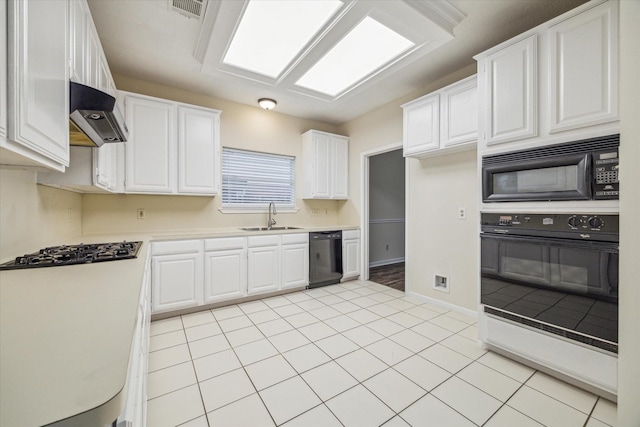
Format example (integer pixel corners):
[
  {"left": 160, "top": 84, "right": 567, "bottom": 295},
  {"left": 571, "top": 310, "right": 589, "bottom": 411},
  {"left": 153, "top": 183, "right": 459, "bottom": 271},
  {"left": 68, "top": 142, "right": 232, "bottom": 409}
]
[{"left": 222, "top": 148, "right": 295, "bottom": 209}]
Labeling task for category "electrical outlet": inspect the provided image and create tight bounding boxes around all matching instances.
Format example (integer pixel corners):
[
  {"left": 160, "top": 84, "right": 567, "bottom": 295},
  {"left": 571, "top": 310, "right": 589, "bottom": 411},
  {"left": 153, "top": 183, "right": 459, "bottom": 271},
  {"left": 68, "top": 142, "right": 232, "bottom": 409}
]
[
  {"left": 458, "top": 207, "right": 466, "bottom": 220},
  {"left": 67, "top": 208, "right": 72, "bottom": 223},
  {"left": 311, "top": 209, "right": 319, "bottom": 216},
  {"left": 385, "top": 244, "right": 389, "bottom": 251},
  {"left": 137, "top": 209, "right": 145, "bottom": 219}
]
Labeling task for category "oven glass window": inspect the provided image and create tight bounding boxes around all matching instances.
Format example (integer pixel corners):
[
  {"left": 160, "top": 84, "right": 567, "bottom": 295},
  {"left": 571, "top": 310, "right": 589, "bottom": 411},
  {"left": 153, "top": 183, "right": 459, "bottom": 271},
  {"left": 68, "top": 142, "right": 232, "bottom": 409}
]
[{"left": 492, "top": 165, "right": 579, "bottom": 194}]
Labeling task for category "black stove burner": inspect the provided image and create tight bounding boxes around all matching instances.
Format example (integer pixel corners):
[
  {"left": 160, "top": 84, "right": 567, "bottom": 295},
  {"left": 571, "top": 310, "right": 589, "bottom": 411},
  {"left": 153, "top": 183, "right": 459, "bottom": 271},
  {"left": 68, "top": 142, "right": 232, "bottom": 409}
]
[{"left": 0, "top": 241, "right": 142, "bottom": 270}]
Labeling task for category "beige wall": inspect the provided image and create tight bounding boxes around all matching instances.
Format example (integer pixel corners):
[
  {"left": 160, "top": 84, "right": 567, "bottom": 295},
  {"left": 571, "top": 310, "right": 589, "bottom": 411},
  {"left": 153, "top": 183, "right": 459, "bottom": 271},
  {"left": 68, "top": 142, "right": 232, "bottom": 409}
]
[
  {"left": 405, "top": 150, "right": 478, "bottom": 309},
  {"left": 0, "top": 169, "right": 82, "bottom": 263},
  {"left": 617, "top": 0, "right": 640, "bottom": 423},
  {"left": 338, "top": 63, "right": 478, "bottom": 310},
  {"left": 82, "top": 75, "right": 346, "bottom": 234}
]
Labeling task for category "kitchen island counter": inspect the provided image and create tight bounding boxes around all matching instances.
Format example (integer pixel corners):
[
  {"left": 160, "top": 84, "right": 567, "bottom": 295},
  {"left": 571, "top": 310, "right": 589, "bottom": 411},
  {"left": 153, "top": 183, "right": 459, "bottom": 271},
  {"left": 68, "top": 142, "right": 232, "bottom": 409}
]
[
  {"left": 0, "top": 225, "right": 357, "bottom": 426},
  {"left": 0, "top": 234, "right": 151, "bottom": 427}
]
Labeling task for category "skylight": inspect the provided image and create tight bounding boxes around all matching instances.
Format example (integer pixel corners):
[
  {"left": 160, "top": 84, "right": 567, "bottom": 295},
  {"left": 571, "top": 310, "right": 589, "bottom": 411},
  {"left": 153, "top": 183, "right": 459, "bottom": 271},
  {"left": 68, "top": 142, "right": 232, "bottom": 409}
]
[
  {"left": 222, "top": 0, "right": 342, "bottom": 79},
  {"left": 295, "top": 16, "right": 415, "bottom": 97}
]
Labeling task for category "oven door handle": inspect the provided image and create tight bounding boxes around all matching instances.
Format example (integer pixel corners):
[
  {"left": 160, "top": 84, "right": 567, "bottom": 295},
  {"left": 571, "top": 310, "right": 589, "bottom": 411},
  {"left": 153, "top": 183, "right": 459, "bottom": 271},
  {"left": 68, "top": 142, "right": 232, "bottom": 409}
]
[{"left": 480, "top": 233, "right": 619, "bottom": 251}]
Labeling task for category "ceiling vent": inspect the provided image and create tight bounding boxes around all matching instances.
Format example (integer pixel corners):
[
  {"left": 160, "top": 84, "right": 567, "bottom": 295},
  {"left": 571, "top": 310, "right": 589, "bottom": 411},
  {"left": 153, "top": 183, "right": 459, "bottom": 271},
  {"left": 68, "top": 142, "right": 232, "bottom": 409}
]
[{"left": 170, "top": 0, "right": 207, "bottom": 20}]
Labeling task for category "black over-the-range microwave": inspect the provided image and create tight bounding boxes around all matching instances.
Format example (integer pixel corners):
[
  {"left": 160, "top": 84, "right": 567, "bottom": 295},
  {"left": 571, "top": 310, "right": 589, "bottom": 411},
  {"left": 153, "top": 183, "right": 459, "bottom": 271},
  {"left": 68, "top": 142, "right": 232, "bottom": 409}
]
[{"left": 482, "top": 134, "right": 619, "bottom": 203}]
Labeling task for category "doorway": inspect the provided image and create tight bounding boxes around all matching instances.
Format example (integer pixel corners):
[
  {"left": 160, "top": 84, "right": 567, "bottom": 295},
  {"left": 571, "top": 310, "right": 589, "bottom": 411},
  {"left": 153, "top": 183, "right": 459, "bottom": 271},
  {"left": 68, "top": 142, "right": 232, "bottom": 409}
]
[{"left": 361, "top": 144, "right": 406, "bottom": 291}]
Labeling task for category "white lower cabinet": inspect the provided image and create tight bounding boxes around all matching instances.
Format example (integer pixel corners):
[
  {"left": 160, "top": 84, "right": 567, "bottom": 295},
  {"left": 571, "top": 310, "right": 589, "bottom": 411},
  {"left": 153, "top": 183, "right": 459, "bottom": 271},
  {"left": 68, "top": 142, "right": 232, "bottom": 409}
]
[
  {"left": 247, "top": 235, "right": 281, "bottom": 296},
  {"left": 151, "top": 233, "right": 309, "bottom": 313},
  {"left": 117, "top": 252, "right": 151, "bottom": 427},
  {"left": 342, "top": 230, "right": 361, "bottom": 280},
  {"left": 204, "top": 237, "right": 247, "bottom": 303},
  {"left": 151, "top": 240, "right": 203, "bottom": 314},
  {"left": 281, "top": 233, "right": 310, "bottom": 289}
]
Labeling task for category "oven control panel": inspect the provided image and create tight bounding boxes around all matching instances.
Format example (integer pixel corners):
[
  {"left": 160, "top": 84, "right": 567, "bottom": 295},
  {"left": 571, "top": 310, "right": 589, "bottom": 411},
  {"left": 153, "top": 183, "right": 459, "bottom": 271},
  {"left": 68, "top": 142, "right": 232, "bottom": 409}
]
[
  {"left": 481, "top": 213, "right": 619, "bottom": 242},
  {"left": 593, "top": 149, "right": 619, "bottom": 199}
]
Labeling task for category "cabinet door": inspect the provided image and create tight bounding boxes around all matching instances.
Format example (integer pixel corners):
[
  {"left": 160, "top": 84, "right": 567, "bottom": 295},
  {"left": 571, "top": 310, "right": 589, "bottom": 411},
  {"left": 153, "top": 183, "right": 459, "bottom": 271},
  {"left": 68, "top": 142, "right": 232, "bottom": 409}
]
[
  {"left": 548, "top": 1, "right": 618, "bottom": 133},
  {"left": 125, "top": 95, "right": 176, "bottom": 193},
  {"left": 151, "top": 252, "right": 203, "bottom": 313},
  {"left": 282, "top": 243, "right": 309, "bottom": 289},
  {"left": 94, "top": 143, "right": 117, "bottom": 191},
  {"left": 177, "top": 106, "right": 220, "bottom": 195},
  {"left": 402, "top": 94, "right": 439, "bottom": 156},
  {"left": 343, "top": 238, "right": 360, "bottom": 280},
  {"left": 204, "top": 248, "right": 247, "bottom": 303},
  {"left": 69, "top": 0, "right": 87, "bottom": 84},
  {"left": 0, "top": 1, "right": 7, "bottom": 143},
  {"left": 247, "top": 245, "right": 280, "bottom": 295},
  {"left": 441, "top": 76, "right": 478, "bottom": 147},
  {"left": 85, "top": 18, "right": 101, "bottom": 90},
  {"left": 331, "top": 136, "right": 349, "bottom": 199},
  {"left": 483, "top": 36, "right": 537, "bottom": 145},
  {"left": 5, "top": 0, "right": 69, "bottom": 170},
  {"left": 311, "top": 133, "right": 331, "bottom": 198}
]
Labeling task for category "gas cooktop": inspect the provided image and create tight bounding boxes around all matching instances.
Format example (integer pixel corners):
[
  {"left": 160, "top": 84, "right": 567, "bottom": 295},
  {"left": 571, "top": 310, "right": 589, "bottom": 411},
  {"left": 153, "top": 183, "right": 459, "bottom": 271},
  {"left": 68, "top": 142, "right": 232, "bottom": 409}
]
[{"left": 0, "top": 241, "right": 142, "bottom": 270}]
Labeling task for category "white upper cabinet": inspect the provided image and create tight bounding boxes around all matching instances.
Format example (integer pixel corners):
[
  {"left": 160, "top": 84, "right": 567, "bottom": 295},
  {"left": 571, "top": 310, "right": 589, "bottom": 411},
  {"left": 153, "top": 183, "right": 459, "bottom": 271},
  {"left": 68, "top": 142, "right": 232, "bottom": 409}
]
[
  {"left": 481, "top": 37, "right": 537, "bottom": 145},
  {"left": 70, "top": 0, "right": 117, "bottom": 97},
  {"left": 123, "top": 92, "right": 221, "bottom": 196},
  {"left": 95, "top": 143, "right": 118, "bottom": 192},
  {"left": 332, "top": 135, "right": 349, "bottom": 199},
  {"left": 548, "top": 1, "right": 618, "bottom": 133},
  {"left": 125, "top": 95, "right": 176, "bottom": 194},
  {"left": 178, "top": 105, "right": 220, "bottom": 195},
  {"left": 37, "top": 145, "right": 119, "bottom": 193},
  {"left": 475, "top": 0, "right": 619, "bottom": 152},
  {"left": 302, "top": 130, "right": 349, "bottom": 200},
  {"left": 2, "top": 0, "right": 69, "bottom": 172},
  {"left": 69, "top": 0, "right": 87, "bottom": 84},
  {"left": 402, "top": 94, "right": 440, "bottom": 156},
  {"left": 0, "top": 1, "right": 7, "bottom": 144},
  {"left": 441, "top": 75, "right": 478, "bottom": 148},
  {"left": 402, "top": 75, "right": 477, "bottom": 158}
]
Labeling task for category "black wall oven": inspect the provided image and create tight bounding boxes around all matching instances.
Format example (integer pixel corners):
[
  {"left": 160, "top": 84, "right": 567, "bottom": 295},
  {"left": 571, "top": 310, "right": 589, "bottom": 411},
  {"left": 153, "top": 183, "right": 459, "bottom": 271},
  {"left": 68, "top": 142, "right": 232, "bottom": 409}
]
[
  {"left": 480, "top": 213, "right": 619, "bottom": 353},
  {"left": 482, "top": 134, "right": 619, "bottom": 202}
]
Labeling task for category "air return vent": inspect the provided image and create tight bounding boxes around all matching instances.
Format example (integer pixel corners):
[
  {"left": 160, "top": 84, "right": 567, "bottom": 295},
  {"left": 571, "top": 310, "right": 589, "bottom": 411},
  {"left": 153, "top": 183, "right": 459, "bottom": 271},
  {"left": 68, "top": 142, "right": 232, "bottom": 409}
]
[{"left": 170, "top": 0, "right": 206, "bottom": 19}]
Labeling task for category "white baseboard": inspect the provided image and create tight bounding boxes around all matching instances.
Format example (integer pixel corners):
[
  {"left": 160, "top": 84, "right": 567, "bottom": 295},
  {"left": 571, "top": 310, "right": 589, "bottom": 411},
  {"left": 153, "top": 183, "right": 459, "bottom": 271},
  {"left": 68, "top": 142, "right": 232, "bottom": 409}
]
[
  {"left": 369, "top": 257, "right": 405, "bottom": 268},
  {"left": 404, "top": 290, "right": 478, "bottom": 319}
]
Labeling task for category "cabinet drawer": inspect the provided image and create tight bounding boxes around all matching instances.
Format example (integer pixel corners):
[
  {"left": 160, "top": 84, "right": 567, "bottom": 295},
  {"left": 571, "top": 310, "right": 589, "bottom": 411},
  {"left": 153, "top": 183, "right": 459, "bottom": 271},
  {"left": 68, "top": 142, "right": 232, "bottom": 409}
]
[
  {"left": 281, "top": 233, "right": 309, "bottom": 245},
  {"left": 248, "top": 235, "right": 280, "bottom": 248},
  {"left": 343, "top": 229, "right": 360, "bottom": 240},
  {"left": 152, "top": 240, "right": 201, "bottom": 255},
  {"left": 204, "top": 237, "right": 246, "bottom": 251}
]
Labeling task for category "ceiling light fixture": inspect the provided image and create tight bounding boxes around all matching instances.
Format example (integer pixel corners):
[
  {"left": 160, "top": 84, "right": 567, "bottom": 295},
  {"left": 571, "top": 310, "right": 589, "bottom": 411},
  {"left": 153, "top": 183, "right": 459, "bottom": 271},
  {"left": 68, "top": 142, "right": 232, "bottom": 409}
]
[{"left": 258, "top": 98, "right": 277, "bottom": 110}]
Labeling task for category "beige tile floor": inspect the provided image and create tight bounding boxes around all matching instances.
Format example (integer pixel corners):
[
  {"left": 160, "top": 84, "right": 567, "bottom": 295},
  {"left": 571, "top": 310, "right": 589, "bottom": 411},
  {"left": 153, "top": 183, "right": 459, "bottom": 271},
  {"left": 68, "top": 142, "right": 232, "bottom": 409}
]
[{"left": 147, "top": 280, "right": 617, "bottom": 427}]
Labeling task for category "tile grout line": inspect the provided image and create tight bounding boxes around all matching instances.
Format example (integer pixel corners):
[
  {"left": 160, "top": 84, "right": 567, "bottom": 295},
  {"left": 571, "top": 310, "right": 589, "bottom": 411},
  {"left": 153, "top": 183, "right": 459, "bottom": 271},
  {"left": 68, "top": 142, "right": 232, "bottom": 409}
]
[{"left": 147, "top": 281, "right": 494, "bottom": 427}]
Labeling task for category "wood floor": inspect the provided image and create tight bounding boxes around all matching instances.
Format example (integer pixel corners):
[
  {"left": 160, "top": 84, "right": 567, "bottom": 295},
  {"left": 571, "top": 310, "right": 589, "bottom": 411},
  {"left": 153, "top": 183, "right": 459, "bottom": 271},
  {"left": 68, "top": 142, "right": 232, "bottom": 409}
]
[{"left": 368, "top": 262, "right": 405, "bottom": 292}]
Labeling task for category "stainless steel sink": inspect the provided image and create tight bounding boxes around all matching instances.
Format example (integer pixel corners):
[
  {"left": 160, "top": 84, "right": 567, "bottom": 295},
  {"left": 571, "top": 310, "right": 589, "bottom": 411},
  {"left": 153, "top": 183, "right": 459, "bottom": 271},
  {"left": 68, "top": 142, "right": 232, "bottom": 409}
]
[{"left": 240, "top": 226, "right": 302, "bottom": 231}]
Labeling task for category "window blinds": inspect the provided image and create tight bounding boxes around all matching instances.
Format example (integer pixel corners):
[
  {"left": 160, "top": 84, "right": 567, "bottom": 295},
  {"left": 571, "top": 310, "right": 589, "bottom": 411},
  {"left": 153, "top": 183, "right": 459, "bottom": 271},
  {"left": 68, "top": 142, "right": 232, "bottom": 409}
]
[{"left": 222, "top": 147, "right": 295, "bottom": 208}]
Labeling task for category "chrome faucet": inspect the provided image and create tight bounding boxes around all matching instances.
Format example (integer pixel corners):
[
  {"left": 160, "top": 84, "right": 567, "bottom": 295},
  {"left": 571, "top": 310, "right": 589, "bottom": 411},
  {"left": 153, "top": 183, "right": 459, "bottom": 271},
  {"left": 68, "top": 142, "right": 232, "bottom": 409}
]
[{"left": 267, "top": 201, "right": 277, "bottom": 229}]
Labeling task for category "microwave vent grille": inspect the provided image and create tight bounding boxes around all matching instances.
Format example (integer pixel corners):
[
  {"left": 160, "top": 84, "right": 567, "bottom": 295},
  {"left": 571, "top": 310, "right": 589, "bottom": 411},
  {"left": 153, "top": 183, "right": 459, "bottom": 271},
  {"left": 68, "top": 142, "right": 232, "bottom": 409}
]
[{"left": 482, "top": 134, "right": 619, "bottom": 166}]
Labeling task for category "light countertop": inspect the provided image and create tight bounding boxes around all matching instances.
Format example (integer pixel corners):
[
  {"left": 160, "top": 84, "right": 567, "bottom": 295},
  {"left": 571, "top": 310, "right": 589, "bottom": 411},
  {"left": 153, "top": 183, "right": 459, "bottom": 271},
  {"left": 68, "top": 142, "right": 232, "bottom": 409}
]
[
  {"left": 0, "top": 235, "right": 150, "bottom": 427},
  {"left": 0, "top": 225, "right": 357, "bottom": 426}
]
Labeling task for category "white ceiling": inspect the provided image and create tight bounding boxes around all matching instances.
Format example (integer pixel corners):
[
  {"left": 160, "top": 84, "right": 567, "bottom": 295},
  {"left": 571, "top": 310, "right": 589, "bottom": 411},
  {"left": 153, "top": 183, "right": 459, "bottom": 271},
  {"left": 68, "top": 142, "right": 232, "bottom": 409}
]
[{"left": 87, "top": 0, "right": 586, "bottom": 125}]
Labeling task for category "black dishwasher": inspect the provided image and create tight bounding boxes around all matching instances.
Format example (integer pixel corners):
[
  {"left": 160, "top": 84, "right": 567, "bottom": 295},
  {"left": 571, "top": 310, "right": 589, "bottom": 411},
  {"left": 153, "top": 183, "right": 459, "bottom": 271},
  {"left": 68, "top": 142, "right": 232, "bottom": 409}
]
[{"left": 309, "top": 231, "right": 343, "bottom": 288}]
